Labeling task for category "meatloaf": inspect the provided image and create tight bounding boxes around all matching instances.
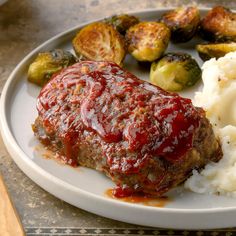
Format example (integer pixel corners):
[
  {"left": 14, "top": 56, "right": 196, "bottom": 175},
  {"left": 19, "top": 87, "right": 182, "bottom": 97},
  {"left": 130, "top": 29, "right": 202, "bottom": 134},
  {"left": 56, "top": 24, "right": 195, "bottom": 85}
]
[{"left": 33, "top": 61, "right": 222, "bottom": 197}]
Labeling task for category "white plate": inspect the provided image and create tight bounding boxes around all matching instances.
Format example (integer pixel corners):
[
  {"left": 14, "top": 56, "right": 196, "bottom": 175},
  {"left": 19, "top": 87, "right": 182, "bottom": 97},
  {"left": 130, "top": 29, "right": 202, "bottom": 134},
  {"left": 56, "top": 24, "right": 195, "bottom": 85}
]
[{"left": 1, "top": 8, "right": 236, "bottom": 230}]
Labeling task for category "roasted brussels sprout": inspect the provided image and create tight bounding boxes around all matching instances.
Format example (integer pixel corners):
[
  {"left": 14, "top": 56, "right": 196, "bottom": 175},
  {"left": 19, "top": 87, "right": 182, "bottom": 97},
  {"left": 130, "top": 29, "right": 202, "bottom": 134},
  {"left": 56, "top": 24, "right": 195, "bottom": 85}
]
[
  {"left": 72, "top": 22, "right": 126, "bottom": 66},
  {"left": 150, "top": 53, "right": 201, "bottom": 91},
  {"left": 104, "top": 14, "right": 139, "bottom": 35},
  {"left": 200, "top": 6, "right": 236, "bottom": 42},
  {"left": 28, "top": 49, "right": 76, "bottom": 86},
  {"left": 125, "top": 22, "right": 170, "bottom": 62},
  {"left": 160, "top": 6, "right": 200, "bottom": 43},
  {"left": 196, "top": 42, "right": 236, "bottom": 61}
]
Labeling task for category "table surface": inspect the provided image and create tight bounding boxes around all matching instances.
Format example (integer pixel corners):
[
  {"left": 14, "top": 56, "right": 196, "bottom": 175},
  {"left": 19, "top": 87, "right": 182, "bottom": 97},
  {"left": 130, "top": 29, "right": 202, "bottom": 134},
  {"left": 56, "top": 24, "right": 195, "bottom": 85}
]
[{"left": 1, "top": 0, "right": 236, "bottom": 235}]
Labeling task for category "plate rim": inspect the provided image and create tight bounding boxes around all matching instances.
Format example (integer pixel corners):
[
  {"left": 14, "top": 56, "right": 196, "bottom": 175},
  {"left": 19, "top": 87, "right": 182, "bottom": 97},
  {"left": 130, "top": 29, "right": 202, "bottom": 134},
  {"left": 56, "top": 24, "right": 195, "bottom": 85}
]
[{"left": 1, "top": 7, "right": 236, "bottom": 229}]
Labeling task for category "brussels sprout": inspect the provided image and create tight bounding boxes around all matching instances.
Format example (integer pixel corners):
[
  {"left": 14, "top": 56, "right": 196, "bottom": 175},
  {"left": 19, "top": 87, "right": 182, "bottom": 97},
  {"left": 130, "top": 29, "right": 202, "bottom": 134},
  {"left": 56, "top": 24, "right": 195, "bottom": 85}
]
[
  {"left": 125, "top": 22, "right": 170, "bottom": 62},
  {"left": 200, "top": 6, "right": 236, "bottom": 42},
  {"left": 28, "top": 49, "right": 76, "bottom": 86},
  {"left": 72, "top": 22, "right": 126, "bottom": 66},
  {"left": 104, "top": 14, "right": 139, "bottom": 35},
  {"left": 150, "top": 53, "right": 201, "bottom": 92},
  {"left": 160, "top": 6, "right": 200, "bottom": 43},
  {"left": 196, "top": 42, "right": 236, "bottom": 61}
]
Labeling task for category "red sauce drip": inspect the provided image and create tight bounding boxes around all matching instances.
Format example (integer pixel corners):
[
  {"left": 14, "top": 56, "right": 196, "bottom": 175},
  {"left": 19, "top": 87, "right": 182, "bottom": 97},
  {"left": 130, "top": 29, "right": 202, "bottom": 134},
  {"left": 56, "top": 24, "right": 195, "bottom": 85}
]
[
  {"left": 37, "top": 61, "right": 202, "bottom": 175},
  {"left": 105, "top": 188, "right": 170, "bottom": 207}
]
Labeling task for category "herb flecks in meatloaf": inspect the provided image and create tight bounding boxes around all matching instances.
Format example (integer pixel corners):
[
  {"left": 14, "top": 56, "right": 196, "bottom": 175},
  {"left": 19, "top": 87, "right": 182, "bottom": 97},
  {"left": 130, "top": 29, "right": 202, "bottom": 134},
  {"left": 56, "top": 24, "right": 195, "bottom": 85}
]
[{"left": 32, "top": 61, "right": 222, "bottom": 197}]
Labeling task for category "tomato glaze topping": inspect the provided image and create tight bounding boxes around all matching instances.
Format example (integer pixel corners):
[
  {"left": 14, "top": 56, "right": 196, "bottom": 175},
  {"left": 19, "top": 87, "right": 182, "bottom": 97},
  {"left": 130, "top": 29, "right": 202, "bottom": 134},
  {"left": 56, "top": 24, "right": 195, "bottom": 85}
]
[{"left": 37, "top": 61, "right": 203, "bottom": 173}]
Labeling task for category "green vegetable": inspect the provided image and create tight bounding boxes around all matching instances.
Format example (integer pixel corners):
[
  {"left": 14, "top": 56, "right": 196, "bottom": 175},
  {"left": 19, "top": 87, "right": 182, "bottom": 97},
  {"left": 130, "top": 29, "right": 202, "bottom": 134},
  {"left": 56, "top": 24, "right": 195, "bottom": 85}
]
[
  {"left": 104, "top": 14, "right": 139, "bottom": 35},
  {"left": 28, "top": 49, "right": 76, "bottom": 86},
  {"left": 72, "top": 22, "right": 126, "bottom": 66},
  {"left": 150, "top": 53, "right": 201, "bottom": 91},
  {"left": 196, "top": 42, "right": 236, "bottom": 61},
  {"left": 125, "top": 21, "right": 170, "bottom": 62},
  {"left": 161, "top": 6, "right": 200, "bottom": 43},
  {"left": 200, "top": 6, "right": 236, "bottom": 42}
]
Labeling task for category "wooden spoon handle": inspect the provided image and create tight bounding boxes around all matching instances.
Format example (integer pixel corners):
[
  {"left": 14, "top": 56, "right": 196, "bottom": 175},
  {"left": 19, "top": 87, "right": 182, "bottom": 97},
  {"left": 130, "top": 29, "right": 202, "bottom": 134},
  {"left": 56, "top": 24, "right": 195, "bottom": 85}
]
[{"left": 0, "top": 174, "right": 25, "bottom": 236}]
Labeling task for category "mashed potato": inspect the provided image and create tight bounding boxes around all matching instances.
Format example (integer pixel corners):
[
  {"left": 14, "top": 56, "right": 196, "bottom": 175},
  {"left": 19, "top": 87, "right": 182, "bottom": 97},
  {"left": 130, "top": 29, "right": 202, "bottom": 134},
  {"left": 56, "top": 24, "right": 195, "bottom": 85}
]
[{"left": 185, "top": 52, "right": 236, "bottom": 196}]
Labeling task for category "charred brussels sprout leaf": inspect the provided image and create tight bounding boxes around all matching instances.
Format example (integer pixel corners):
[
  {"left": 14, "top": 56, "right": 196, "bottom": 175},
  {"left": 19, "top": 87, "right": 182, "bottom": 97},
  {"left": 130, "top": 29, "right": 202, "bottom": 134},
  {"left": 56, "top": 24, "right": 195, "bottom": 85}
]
[
  {"left": 104, "top": 14, "right": 139, "bottom": 35},
  {"left": 196, "top": 42, "right": 236, "bottom": 61},
  {"left": 126, "top": 22, "right": 170, "bottom": 62},
  {"left": 28, "top": 49, "right": 76, "bottom": 86},
  {"left": 150, "top": 53, "right": 201, "bottom": 92},
  {"left": 200, "top": 6, "right": 236, "bottom": 42},
  {"left": 160, "top": 6, "right": 200, "bottom": 43},
  {"left": 72, "top": 22, "right": 126, "bottom": 66}
]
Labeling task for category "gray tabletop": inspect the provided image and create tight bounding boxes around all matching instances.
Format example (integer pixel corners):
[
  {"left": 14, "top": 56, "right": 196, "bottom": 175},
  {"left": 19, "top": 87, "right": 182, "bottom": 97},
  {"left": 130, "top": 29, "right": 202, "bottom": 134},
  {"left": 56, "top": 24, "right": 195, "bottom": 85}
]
[{"left": 1, "top": 0, "right": 236, "bottom": 235}]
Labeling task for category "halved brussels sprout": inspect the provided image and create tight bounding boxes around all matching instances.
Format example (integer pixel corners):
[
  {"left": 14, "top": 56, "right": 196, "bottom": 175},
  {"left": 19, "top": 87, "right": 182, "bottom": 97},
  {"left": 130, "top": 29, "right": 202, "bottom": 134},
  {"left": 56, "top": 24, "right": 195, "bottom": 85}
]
[
  {"left": 28, "top": 49, "right": 76, "bottom": 86},
  {"left": 150, "top": 53, "right": 201, "bottom": 92},
  {"left": 104, "top": 14, "right": 139, "bottom": 35},
  {"left": 160, "top": 6, "right": 200, "bottom": 43},
  {"left": 200, "top": 6, "right": 236, "bottom": 42},
  {"left": 72, "top": 22, "right": 126, "bottom": 66},
  {"left": 196, "top": 42, "right": 236, "bottom": 61},
  {"left": 125, "top": 22, "right": 170, "bottom": 62}
]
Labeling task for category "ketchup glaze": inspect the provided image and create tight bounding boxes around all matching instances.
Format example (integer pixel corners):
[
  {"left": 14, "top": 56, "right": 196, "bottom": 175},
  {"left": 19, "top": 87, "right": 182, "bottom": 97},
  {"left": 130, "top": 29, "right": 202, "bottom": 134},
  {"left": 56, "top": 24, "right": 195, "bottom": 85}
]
[{"left": 36, "top": 61, "right": 203, "bottom": 197}]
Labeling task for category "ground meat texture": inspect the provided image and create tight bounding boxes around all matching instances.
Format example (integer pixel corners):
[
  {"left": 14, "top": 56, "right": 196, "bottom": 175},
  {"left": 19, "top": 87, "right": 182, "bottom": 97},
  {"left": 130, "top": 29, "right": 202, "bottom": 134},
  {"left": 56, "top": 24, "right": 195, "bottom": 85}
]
[{"left": 32, "top": 61, "right": 222, "bottom": 197}]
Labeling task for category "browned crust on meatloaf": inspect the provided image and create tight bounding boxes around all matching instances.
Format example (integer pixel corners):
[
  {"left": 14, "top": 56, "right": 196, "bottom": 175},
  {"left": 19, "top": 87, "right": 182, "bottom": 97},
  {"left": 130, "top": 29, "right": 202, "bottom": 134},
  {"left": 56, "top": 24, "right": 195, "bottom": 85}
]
[
  {"left": 32, "top": 62, "right": 222, "bottom": 196},
  {"left": 33, "top": 114, "right": 221, "bottom": 196}
]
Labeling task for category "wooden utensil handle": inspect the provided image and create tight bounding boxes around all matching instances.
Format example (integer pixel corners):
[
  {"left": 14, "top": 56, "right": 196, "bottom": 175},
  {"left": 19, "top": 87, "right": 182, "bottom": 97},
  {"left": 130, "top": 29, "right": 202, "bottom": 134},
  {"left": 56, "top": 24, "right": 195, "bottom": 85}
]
[{"left": 0, "top": 174, "right": 25, "bottom": 236}]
